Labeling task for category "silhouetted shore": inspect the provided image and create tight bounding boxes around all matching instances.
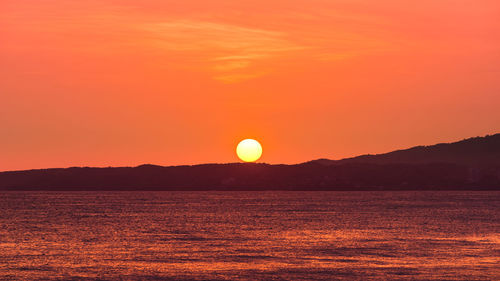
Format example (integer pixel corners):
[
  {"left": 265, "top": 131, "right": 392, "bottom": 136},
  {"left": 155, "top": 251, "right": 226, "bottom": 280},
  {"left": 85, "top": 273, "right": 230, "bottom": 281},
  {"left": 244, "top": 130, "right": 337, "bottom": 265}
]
[{"left": 1, "top": 134, "right": 499, "bottom": 190}]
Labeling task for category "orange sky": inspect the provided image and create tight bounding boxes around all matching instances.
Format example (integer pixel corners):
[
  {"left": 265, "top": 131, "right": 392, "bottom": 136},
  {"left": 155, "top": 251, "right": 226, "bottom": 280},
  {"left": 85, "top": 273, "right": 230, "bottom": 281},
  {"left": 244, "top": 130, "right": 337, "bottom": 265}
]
[{"left": 1, "top": 0, "right": 499, "bottom": 170}]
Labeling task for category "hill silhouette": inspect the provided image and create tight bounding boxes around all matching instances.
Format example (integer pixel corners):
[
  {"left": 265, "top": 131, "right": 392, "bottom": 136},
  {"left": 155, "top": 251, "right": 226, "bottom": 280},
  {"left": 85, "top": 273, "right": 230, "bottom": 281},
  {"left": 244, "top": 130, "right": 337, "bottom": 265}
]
[
  {"left": 308, "top": 134, "right": 500, "bottom": 167},
  {"left": 1, "top": 134, "right": 499, "bottom": 190}
]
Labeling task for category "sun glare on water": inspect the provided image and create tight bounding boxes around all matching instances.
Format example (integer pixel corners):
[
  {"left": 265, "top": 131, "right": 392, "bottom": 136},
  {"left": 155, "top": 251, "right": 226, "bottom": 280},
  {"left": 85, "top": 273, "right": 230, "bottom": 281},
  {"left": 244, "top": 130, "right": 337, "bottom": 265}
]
[{"left": 236, "top": 139, "right": 262, "bottom": 162}]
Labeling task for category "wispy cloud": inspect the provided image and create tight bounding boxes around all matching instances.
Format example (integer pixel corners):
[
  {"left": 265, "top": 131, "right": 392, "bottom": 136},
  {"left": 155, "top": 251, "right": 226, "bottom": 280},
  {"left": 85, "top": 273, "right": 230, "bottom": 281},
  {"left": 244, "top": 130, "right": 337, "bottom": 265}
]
[{"left": 142, "top": 20, "right": 304, "bottom": 82}]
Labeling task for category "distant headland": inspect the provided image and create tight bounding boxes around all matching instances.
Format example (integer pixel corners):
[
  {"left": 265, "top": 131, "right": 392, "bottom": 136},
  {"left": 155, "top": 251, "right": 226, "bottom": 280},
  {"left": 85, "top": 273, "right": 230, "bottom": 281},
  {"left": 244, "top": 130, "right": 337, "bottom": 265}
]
[{"left": 1, "top": 134, "right": 500, "bottom": 190}]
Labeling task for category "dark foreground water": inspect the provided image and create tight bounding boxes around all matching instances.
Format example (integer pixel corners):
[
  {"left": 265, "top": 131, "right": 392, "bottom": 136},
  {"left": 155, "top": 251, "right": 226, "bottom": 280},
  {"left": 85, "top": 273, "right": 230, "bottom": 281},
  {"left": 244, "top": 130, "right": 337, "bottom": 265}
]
[{"left": 0, "top": 191, "right": 499, "bottom": 281}]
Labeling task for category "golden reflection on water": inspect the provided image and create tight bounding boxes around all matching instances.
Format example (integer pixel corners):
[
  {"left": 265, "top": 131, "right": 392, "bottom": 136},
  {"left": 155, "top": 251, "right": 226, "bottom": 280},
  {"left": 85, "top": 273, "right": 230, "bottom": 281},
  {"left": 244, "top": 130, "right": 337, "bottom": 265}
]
[{"left": 0, "top": 191, "right": 499, "bottom": 280}]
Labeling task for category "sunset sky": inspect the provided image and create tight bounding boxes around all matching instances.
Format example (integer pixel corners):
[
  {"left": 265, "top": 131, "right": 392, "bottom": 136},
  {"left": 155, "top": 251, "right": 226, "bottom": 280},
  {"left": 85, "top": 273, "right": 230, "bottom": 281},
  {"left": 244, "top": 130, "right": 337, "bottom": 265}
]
[{"left": 1, "top": 0, "right": 499, "bottom": 170}]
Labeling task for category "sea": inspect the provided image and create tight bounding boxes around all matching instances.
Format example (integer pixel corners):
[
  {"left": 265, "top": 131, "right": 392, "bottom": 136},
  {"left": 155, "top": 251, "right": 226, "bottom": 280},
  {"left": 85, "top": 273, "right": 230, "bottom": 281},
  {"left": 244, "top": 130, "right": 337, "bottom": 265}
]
[{"left": 0, "top": 191, "right": 499, "bottom": 280}]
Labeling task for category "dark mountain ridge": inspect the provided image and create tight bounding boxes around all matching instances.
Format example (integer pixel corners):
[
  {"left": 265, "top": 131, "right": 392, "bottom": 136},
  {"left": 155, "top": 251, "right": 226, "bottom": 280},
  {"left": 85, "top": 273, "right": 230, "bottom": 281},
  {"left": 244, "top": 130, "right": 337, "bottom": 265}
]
[
  {"left": 1, "top": 134, "right": 500, "bottom": 190},
  {"left": 307, "top": 134, "right": 500, "bottom": 167}
]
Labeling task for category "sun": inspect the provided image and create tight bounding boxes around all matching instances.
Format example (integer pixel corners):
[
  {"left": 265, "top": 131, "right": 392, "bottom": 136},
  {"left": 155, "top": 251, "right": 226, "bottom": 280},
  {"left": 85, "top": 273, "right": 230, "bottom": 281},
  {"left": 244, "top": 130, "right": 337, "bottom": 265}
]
[{"left": 236, "top": 139, "right": 262, "bottom": 162}]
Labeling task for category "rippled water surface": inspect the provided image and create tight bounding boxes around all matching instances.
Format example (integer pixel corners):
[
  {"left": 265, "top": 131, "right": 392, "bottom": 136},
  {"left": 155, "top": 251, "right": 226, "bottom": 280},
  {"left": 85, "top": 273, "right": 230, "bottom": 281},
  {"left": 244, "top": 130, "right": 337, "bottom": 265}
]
[{"left": 0, "top": 191, "right": 499, "bottom": 280}]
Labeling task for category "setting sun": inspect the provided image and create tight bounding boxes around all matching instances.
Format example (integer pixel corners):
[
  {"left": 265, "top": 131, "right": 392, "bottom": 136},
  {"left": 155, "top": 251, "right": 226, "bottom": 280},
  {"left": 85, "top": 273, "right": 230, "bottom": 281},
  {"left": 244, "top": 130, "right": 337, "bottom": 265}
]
[{"left": 236, "top": 139, "right": 262, "bottom": 162}]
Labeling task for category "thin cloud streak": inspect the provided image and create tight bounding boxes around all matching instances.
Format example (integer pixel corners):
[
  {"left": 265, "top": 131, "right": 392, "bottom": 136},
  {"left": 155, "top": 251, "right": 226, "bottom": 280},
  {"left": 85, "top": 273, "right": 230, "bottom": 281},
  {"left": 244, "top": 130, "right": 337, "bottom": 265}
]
[{"left": 141, "top": 20, "right": 305, "bottom": 82}]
